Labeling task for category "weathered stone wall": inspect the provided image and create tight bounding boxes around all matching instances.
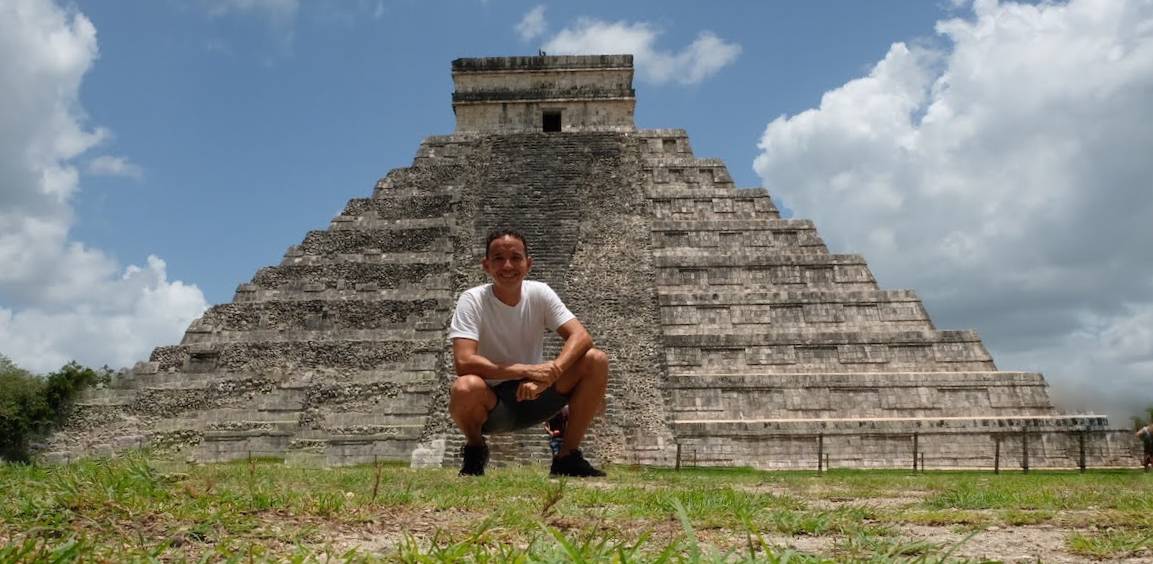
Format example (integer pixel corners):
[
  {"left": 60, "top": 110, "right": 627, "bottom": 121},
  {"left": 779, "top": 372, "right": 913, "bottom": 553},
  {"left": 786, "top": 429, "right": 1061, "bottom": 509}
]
[
  {"left": 417, "top": 131, "right": 673, "bottom": 467},
  {"left": 453, "top": 100, "right": 636, "bottom": 134},
  {"left": 632, "top": 127, "right": 1134, "bottom": 468},
  {"left": 452, "top": 55, "right": 635, "bottom": 133}
]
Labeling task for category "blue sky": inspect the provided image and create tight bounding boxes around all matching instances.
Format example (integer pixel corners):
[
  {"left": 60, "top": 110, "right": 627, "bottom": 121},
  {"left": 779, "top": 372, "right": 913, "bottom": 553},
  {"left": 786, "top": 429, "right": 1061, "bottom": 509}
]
[{"left": 3, "top": 0, "right": 1153, "bottom": 423}]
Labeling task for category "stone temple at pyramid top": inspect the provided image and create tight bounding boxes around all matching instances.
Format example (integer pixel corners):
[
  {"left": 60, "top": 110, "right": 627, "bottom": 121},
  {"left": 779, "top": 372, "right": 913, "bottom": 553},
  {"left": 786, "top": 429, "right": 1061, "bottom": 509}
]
[{"left": 451, "top": 55, "right": 637, "bottom": 133}]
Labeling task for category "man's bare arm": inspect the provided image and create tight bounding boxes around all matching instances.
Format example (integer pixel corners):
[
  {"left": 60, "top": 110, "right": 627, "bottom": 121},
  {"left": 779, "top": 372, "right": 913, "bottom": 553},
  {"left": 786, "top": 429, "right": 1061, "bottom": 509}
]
[
  {"left": 511, "top": 318, "right": 595, "bottom": 385},
  {"left": 552, "top": 318, "right": 593, "bottom": 373},
  {"left": 451, "top": 318, "right": 593, "bottom": 385},
  {"left": 452, "top": 338, "right": 530, "bottom": 381},
  {"left": 514, "top": 319, "right": 594, "bottom": 401}
]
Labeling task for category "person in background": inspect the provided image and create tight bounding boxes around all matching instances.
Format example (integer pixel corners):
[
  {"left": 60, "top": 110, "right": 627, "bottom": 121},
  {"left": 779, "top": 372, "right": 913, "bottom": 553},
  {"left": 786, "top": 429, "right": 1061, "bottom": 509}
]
[{"left": 1137, "top": 420, "right": 1153, "bottom": 471}]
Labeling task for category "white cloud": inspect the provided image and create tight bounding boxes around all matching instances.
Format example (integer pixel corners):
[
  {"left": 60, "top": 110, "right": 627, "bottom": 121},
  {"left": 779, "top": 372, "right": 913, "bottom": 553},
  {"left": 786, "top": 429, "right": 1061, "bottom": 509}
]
[
  {"left": 753, "top": 0, "right": 1153, "bottom": 423},
  {"left": 516, "top": 5, "right": 547, "bottom": 42},
  {"left": 87, "top": 155, "right": 143, "bottom": 180},
  {"left": 0, "top": 0, "right": 207, "bottom": 374},
  {"left": 542, "top": 18, "right": 741, "bottom": 85}
]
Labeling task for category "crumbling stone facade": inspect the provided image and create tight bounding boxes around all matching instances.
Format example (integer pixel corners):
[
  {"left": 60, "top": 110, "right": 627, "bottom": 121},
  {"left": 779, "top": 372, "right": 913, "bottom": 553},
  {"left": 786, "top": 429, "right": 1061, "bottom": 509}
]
[{"left": 48, "top": 55, "right": 1138, "bottom": 469}]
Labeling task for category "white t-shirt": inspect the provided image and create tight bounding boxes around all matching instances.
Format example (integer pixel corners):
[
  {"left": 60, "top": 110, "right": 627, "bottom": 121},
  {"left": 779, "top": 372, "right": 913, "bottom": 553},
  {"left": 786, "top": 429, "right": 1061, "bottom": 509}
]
[{"left": 447, "top": 280, "right": 576, "bottom": 385}]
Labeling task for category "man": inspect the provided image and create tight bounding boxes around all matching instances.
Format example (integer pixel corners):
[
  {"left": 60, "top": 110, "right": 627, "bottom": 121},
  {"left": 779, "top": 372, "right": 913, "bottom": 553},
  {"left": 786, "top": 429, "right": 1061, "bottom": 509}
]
[
  {"left": 1138, "top": 421, "right": 1153, "bottom": 471},
  {"left": 447, "top": 229, "right": 609, "bottom": 477}
]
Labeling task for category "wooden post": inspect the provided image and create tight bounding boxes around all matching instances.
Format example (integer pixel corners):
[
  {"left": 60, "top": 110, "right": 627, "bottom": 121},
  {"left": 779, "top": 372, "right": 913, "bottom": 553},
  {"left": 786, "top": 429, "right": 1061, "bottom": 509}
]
[
  {"left": 675, "top": 443, "right": 682, "bottom": 471},
  {"left": 994, "top": 437, "right": 1001, "bottom": 474},
  {"left": 372, "top": 455, "right": 382, "bottom": 503},
  {"left": 912, "top": 433, "right": 919, "bottom": 471},
  {"left": 1078, "top": 430, "right": 1086, "bottom": 473},
  {"left": 817, "top": 433, "right": 824, "bottom": 474},
  {"left": 919, "top": 452, "right": 925, "bottom": 473},
  {"left": 1021, "top": 427, "right": 1030, "bottom": 474}
]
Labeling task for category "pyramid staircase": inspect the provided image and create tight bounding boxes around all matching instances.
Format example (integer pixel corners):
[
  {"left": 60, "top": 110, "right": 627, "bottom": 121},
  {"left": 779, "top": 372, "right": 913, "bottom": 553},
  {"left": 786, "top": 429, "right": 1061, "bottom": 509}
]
[{"left": 634, "top": 128, "right": 1134, "bottom": 468}]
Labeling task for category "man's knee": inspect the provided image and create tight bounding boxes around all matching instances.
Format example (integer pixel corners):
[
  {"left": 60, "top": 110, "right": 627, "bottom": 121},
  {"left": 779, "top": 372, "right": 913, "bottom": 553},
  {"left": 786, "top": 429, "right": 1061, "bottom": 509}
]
[
  {"left": 584, "top": 348, "right": 608, "bottom": 377},
  {"left": 450, "top": 375, "right": 491, "bottom": 410}
]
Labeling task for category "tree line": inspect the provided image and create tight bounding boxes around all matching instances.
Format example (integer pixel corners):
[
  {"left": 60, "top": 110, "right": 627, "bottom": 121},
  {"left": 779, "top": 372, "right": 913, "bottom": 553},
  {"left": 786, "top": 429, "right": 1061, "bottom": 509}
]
[{"left": 0, "top": 354, "right": 113, "bottom": 463}]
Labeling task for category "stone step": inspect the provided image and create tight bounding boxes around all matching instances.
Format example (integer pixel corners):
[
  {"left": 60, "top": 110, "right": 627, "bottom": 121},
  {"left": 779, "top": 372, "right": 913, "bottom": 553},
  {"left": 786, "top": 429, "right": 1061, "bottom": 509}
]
[
  {"left": 655, "top": 249, "right": 864, "bottom": 266},
  {"left": 234, "top": 280, "right": 452, "bottom": 302},
  {"left": 342, "top": 194, "right": 457, "bottom": 220},
  {"left": 189, "top": 299, "right": 451, "bottom": 334},
  {"left": 657, "top": 289, "right": 921, "bottom": 305},
  {"left": 147, "top": 339, "right": 443, "bottom": 372},
  {"left": 413, "top": 137, "right": 479, "bottom": 162},
  {"left": 651, "top": 217, "right": 815, "bottom": 230},
  {"left": 373, "top": 164, "right": 470, "bottom": 195},
  {"left": 233, "top": 287, "right": 451, "bottom": 304},
  {"left": 665, "top": 330, "right": 996, "bottom": 373},
  {"left": 659, "top": 291, "right": 931, "bottom": 331},
  {"left": 665, "top": 370, "right": 1047, "bottom": 388},
  {"left": 181, "top": 327, "right": 446, "bottom": 345},
  {"left": 76, "top": 387, "right": 137, "bottom": 406},
  {"left": 665, "top": 328, "right": 984, "bottom": 347},
  {"left": 651, "top": 218, "right": 825, "bottom": 251},
  {"left": 661, "top": 319, "right": 933, "bottom": 335},
  {"left": 318, "top": 414, "right": 427, "bottom": 435},
  {"left": 650, "top": 222, "right": 830, "bottom": 249},
  {"left": 323, "top": 435, "right": 425, "bottom": 465},
  {"left": 648, "top": 186, "right": 774, "bottom": 199},
  {"left": 329, "top": 216, "right": 452, "bottom": 231},
  {"left": 126, "top": 365, "right": 436, "bottom": 387},
  {"left": 666, "top": 371, "right": 1057, "bottom": 420},
  {"left": 196, "top": 431, "right": 292, "bottom": 463},
  {"left": 643, "top": 155, "right": 728, "bottom": 171},
  {"left": 279, "top": 250, "right": 452, "bottom": 267},
  {"left": 249, "top": 261, "right": 450, "bottom": 290},
  {"left": 648, "top": 191, "right": 776, "bottom": 218},
  {"left": 651, "top": 201, "right": 780, "bottom": 220},
  {"left": 286, "top": 226, "right": 451, "bottom": 256},
  {"left": 657, "top": 255, "right": 876, "bottom": 290},
  {"left": 637, "top": 130, "right": 694, "bottom": 156}
]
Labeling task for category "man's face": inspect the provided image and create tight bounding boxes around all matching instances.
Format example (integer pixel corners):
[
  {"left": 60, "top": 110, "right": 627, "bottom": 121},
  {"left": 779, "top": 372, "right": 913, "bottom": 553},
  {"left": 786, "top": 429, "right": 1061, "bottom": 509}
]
[{"left": 482, "top": 236, "right": 532, "bottom": 289}]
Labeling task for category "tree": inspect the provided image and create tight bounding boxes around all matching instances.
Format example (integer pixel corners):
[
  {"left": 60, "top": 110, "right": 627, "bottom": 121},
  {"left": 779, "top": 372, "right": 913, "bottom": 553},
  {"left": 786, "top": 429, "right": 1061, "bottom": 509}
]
[
  {"left": 1135, "top": 406, "right": 1153, "bottom": 431},
  {"left": 0, "top": 355, "right": 49, "bottom": 462},
  {"left": 0, "top": 355, "right": 107, "bottom": 463}
]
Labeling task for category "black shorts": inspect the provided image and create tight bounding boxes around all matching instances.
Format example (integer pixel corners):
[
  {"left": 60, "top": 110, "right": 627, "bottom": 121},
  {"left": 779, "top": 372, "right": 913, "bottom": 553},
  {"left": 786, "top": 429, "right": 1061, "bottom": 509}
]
[{"left": 481, "top": 380, "right": 569, "bottom": 434}]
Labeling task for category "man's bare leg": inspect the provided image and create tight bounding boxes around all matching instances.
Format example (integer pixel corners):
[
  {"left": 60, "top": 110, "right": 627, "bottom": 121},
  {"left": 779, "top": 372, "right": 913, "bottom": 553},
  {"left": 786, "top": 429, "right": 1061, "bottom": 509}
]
[
  {"left": 553, "top": 348, "right": 609, "bottom": 456},
  {"left": 449, "top": 374, "right": 497, "bottom": 446}
]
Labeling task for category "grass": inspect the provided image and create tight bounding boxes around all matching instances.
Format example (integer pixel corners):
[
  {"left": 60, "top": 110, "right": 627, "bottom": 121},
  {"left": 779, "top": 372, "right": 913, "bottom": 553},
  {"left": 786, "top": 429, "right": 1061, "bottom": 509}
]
[{"left": 1, "top": 453, "right": 1150, "bottom": 561}]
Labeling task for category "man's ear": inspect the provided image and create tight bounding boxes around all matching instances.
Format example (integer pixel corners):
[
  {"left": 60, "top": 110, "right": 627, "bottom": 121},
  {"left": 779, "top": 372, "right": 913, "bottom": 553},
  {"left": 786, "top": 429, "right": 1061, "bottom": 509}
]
[{"left": 526, "top": 256, "right": 533, "bottom": 271}]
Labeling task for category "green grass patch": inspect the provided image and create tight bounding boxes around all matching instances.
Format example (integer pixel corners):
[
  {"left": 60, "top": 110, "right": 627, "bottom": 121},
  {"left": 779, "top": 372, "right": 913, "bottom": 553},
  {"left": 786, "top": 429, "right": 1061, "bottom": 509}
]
[
  {"left": 3, "top": 454, "right": 1151, "bottom": 561},
  {"left": 1067, "top": 529, "right": 1153, "bottom": 559}
]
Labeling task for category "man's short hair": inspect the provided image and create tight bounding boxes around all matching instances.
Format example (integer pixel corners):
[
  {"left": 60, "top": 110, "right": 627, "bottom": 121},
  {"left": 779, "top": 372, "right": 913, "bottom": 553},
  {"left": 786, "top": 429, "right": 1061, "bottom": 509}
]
[{"left": 485, "top": 229, "right": 529, "bottom": 258}]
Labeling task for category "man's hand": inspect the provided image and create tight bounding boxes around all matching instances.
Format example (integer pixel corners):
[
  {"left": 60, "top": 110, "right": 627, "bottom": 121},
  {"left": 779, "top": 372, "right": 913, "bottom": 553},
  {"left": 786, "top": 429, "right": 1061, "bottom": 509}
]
[
  {"left": 516, "top": 380, "right": 549, "bottom": 402},
  {"left": 515, "top": 361, "right": 562, "bottom": 385}
]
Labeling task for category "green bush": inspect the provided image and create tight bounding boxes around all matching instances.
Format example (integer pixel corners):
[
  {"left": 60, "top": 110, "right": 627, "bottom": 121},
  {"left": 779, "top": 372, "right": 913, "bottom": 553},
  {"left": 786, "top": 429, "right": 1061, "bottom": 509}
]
[{"left": 0, "top": 355, "right": 108, "bottom": 463}]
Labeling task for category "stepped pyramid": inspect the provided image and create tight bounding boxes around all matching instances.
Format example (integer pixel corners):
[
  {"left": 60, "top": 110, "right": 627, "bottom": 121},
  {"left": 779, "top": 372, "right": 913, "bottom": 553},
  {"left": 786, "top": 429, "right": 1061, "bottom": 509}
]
[{"left": 50, "top": 55, "right": 1136, "bottom": 469}]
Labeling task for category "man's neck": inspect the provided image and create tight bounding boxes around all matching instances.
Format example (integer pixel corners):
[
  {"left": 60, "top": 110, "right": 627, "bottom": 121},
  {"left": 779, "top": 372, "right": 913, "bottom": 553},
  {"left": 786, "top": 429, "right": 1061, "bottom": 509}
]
[{"left": 491, "top": 282, "right": 522, "bottom": 306}]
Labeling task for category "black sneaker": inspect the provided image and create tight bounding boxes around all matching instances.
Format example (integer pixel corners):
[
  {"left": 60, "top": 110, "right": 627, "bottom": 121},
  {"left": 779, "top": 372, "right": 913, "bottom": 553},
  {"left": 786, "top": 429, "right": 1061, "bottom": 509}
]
[
  {"left": 459, "top": 443, "right": 489, "bottom": 476},
  {"left": 549, "top": 449, "right": 606, "bottom": 478}
]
